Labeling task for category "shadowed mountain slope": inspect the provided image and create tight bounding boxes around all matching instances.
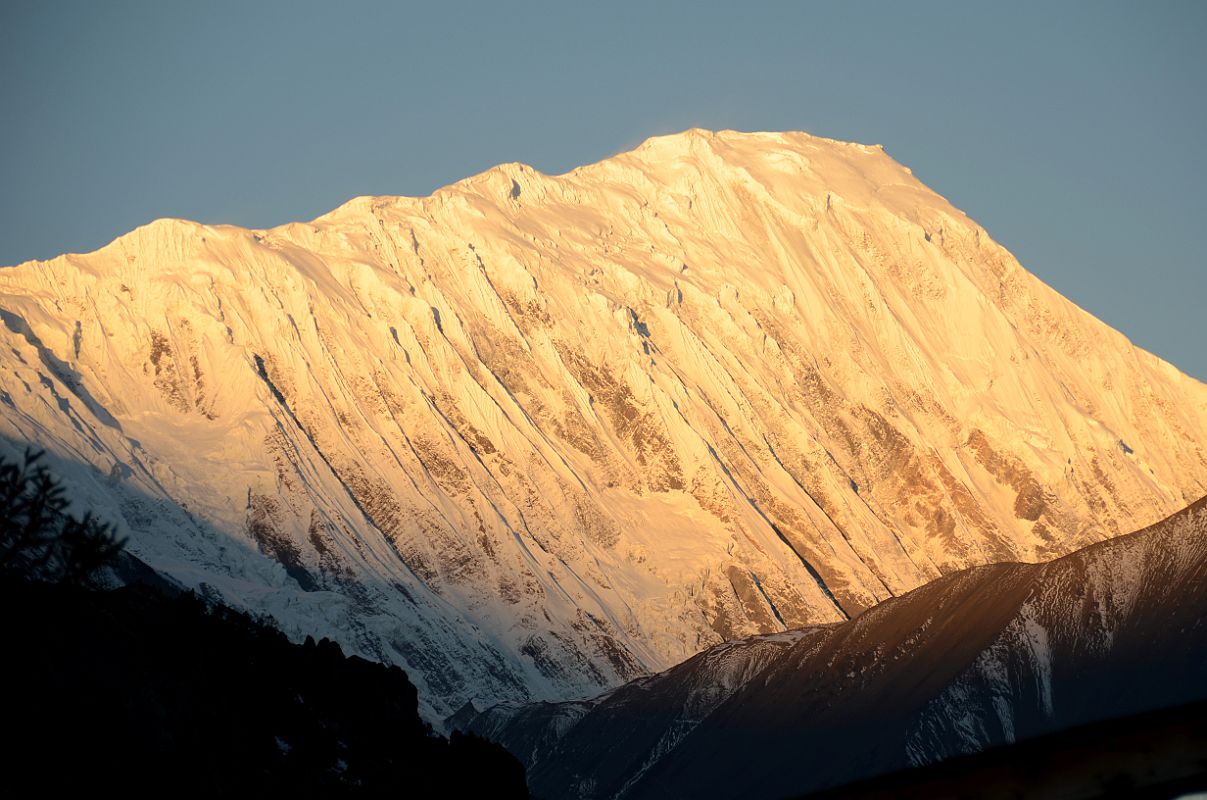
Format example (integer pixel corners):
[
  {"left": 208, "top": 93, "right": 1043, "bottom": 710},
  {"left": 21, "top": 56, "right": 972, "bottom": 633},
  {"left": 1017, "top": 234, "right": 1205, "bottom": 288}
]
[{"left": 465, "top": 496, "right": 1207, "bottom": 799}]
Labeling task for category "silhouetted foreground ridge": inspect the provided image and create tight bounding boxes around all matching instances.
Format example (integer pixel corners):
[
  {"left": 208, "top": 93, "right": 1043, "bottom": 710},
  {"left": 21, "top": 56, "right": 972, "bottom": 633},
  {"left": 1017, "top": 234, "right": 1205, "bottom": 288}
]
[
  {"left": 0, "top": 578, "right": 527, "bottom": 795},
  {"left": 0, "top": 449, "right": 525, "bottom": 794}
]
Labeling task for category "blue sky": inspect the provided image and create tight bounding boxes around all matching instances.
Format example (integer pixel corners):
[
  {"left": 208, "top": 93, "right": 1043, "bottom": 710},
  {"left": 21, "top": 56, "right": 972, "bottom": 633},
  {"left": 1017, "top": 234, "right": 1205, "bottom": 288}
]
[{"left": 2, "top": 1, "right": 1204, "bottom": 378}]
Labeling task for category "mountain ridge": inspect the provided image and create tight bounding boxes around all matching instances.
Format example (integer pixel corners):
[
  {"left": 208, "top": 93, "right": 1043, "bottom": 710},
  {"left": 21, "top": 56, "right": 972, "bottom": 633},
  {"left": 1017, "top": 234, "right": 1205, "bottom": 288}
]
[
  {"left": 464, "top": 494, "right": 1207, "bottom": 799},
  {"left": 1, "top": 128, "right": 1204, "bottom": 719}
]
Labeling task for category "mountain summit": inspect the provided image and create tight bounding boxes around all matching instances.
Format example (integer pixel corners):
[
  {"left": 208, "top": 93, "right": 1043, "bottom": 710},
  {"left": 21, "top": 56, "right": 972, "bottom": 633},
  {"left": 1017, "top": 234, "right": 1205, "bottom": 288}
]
[{"left": 1, "top": 129, "right": 1204, "bottom": 717}]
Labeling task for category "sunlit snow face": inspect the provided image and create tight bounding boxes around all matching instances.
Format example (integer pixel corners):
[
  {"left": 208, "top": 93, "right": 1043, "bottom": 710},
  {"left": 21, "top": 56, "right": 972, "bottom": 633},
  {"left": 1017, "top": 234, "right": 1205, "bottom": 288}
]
[{"left": 1, "top": 129, "right": 1204, "bottom": 725}]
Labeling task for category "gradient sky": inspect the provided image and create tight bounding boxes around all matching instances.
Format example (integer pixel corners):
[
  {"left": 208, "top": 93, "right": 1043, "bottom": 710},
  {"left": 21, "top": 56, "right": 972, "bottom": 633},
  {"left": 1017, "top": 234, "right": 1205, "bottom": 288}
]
[{"left": 2, "top": 1, "right": 1204, "bottom": 379}]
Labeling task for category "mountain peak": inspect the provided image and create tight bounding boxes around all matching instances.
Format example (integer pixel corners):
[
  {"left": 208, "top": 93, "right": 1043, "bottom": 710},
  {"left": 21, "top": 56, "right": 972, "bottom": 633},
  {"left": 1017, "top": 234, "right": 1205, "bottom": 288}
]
[
  {"left": 4, "top": 129, "right": 909, "bottom": 269},
  {"left": 1, "top": 129, "right": 1204, "bottom": 721},
  {"left": 624, "top": 127, "right": 886, "bottom": 163}
]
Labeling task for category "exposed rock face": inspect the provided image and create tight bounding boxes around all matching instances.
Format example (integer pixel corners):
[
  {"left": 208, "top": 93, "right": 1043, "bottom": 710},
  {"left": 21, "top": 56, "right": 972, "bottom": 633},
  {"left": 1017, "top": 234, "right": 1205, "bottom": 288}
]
[
  {"left": 0, "top": 129, "right": 1204, "bottom": 717},
  {"left": 466, "top": 498, "right": 1207, "bottom": 799}
]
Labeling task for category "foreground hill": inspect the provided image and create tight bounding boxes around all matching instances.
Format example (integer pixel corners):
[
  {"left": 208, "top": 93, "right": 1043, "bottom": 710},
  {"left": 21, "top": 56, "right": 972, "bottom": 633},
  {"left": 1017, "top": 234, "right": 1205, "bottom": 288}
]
[
  {"left": 2, "top": 129, "right": 1205, "bottom": 716},
  {"left": 464, "top": 496, "right": 1207, "bottom": 799},
  {"left": 0, "top": 575, "right": 527, "bottom": 796}
]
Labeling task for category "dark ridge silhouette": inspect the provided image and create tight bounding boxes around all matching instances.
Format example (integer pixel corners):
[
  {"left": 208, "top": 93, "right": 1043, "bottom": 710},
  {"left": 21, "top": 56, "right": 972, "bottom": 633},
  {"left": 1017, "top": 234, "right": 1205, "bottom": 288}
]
[
  {"left": 0, "top": 450, "right": 528, "bottom": 796},
  {"left": 0, "top": 577, "right": 528, "bottom": 796},
  {"left": 796, "top": 697, "right": 1207, "bottom": 799}
]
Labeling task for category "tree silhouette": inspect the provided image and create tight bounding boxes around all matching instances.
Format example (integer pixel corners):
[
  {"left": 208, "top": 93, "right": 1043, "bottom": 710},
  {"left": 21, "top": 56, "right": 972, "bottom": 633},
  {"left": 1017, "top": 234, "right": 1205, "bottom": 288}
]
[{"left": 0, "top": 449, "right": 125, "bottom": 585}]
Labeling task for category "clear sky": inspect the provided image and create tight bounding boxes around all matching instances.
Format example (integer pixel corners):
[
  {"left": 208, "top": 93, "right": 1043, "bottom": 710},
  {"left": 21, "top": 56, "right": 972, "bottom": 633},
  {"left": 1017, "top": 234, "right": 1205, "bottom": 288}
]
[{"left": 2, "top": 1, "right": 1204, "bottom": 379}]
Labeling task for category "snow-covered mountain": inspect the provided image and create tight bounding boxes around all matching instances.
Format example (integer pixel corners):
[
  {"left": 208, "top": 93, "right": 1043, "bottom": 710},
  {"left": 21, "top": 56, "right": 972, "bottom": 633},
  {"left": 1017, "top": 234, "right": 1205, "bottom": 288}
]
[
  {"left": 464, "top": 496, "right": 1207, "bottom": 799},
  {"left": 1, "top": 129, "right": 1204, "bottom": 718}
]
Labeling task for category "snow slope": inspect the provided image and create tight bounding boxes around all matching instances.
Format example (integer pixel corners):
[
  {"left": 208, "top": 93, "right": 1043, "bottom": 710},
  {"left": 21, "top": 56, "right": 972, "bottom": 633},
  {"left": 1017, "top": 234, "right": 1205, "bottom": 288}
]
[
  {"left": 1, "top": 129, "right": 1204, "bottom": 718},
  {"left": 467, "top": 497, "right": 1207, "bottom": 799}
]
